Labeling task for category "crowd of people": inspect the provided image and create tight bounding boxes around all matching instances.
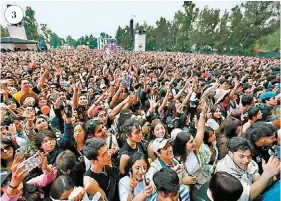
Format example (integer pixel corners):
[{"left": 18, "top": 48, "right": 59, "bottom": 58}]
[{"left": 0, "top": 49, "right": 280, "bottom": 201}]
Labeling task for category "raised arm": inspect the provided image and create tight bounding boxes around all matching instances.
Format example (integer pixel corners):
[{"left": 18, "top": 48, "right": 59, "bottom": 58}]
[
  {"left": 73, "top": 83, "right": 79, "bottom": 110},
  {"left": 110, "top": 88, "right": 122, "bottom": 109},
  {"left": 194, "top": 100, "right": 208, "bottom": 153},
  {"left": 37, "top": 65, "right": 50, "bottom": 91},
  {"left": 158, "top": 87, "right": 170, "bottom": 113},
  {"left": 108, "top": 98, "right": 127, "bottom": 120}
]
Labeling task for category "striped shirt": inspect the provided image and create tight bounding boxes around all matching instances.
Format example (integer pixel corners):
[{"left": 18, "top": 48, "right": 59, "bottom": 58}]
[{"left": 147, "top": 185, "right": 190, "bottom": 201}]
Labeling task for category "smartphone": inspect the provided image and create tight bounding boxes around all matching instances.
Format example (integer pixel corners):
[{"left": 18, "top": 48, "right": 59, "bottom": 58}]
[
  {"left": 18, "top": 154, "right": 42, "bottom": 172},
  {"left": 141, "top": 166, "right": 149, "bottom": 186}
]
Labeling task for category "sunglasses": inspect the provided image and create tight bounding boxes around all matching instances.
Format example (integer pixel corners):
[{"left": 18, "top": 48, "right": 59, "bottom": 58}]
[{"left": 1, "top": 145, "right": 11, "bottom": 153}]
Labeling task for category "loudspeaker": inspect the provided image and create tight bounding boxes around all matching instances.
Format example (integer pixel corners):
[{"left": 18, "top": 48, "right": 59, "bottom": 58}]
[{"left": 130, "top": 19, "right": 134, "bottom": 41}]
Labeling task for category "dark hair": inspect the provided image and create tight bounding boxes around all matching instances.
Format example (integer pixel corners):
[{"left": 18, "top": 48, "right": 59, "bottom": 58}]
[
  {"left": 230, "top": 109, "right": 243, "bottom": 122},
  {"left": 35, "top": 129, "right": 57, "bottom": 148},
  {"left": 18, "top": 78, "right": 31, "bottom": 85},
  {"left": 153, "top": 168, "right": 180, "bottom": 193},
  {"left": 172, "top": 131, "right": 192, "bottom": 162},
  {"left": 1, "top": 138, "right": 17, "bottom": 168},
  {"left": 56, "top": 150, "right": 76, "bottom": 173},
  {"left": 73, "top": 122, "right": 86, "bottom": 142},
  {"left": 85, "top": 119, "right": 102, "bottom": 138},
  {"left": 22, "top": 182, "right": 41, "bottom": 201},
  {"left": 210, "top": 105, "right": 222, "bottom": 123},
  {"left": 128, "top": 152, "right": 149, "bottom": 174},
  {"left": 83, "top": 138, "right": 106, "bottom": 160},
  {"left": 209, "top": 172, "right": 243, "bottom": 201},
  {"left": 241, "top": 94, "right": 253, "bottom": 106},
  {"left": 228, "top": 137, "right": 253, "bottom": 153},
  {"left": 216, "top": 117, "right": 240, "bottom": 139},
  {"left": 120, "top": 118, "right": 141, "bottom": 138},
  {"left": 203, "top": 126, "right": 214, "bottom": 145},
  {"left": 50, "top": 175, "right": 74, "bottom": 199},
  {"left": 243, "top": 122, "right": 277, "bottom": 144},
  {"left": 3, "top": 98, "right": 16, "bottom": 105},
  {"left": 150, "top": 120, "right": 168, "bottom": 141},
  {"left": 246, "top": 106, "right": 260, "bottom": 120}
]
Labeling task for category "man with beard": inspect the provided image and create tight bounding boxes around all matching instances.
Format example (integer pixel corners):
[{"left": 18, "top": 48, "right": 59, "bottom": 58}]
[{"left": 242, "top": 122, "right": 278, "bottom": 174}]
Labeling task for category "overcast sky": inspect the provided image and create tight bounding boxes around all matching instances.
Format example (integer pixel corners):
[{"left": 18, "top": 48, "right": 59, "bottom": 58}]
[{"left": 1, "top": 1, "right": 244, "bottom": 39}]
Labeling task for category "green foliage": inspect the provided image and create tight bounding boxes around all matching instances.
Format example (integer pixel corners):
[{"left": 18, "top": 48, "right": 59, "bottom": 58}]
[
  {"left": 1, "top": 25, "right": 9, "bottom": 37},
  {"left": 260, "top": 30, "right": 280, "bottom": 52},
  {"left": 24, "top": 7, "right": 42, "bottom": 41},
  {"left": 115, "top": 1, "right": 280, "bottom": 55}
]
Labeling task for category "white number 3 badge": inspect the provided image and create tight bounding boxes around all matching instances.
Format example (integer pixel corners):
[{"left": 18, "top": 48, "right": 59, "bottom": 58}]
[{"left": 4, "top": 5, "right": 24, "bottom": 25}]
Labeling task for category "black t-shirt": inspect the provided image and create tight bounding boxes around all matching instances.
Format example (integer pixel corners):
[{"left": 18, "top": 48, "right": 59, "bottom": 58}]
[
  {"left": 84, "top": 167, "right": 110, "bottom": 193},
  {"left": 252, "top": 145, "right": 276, "bottom": 174},
  {"left": 118, "top": 141, "right": 146, "bottom": 175},
  {"left": 118, "top": 141, "right": 145, "bottom": 159}
]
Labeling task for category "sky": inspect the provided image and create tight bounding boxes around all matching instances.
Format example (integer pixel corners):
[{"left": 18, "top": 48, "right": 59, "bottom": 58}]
[{"left": 1, "top": 1, "right": 244, "bottom": 39}]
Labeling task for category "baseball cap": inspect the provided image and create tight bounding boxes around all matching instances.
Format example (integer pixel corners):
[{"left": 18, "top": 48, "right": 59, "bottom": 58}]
[
  {"left": 171, "top": 128, "right": 182, "bottom": 141},
  {"left": 152, "top": 138, "right": 170, "bottom": 153},
  {"left": 100, "top": 84, "right": 107, "bottom": 89},
  {"left": 260, "top": 92, "right": 277, "bottom": 101}
]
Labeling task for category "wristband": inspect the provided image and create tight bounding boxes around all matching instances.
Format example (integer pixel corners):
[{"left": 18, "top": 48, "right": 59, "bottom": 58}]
[{"left": 9, "top": 184, "right": 19, "bottom": 189}]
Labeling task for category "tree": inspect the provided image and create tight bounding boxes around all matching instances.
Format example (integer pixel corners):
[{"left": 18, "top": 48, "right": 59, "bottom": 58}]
[
  {"left": 39, "top": 23, "right": 52, "bottom": 42},
  {"left": 24, "top": 7, "right": 41, "bottom": 40},
  {"left": 50, "top": 33, "right": 64, "bottom": 48},
  {"left": 241, "top": 1, "right": 280, "bottom": 52},
  {"left": 88, "top": 34, "right": 97, "bottom": 49},
  {"left": 214, "top": 10, "right": 230, "bottom": 51},
  {"left": 0, "top": 25, "right": 9, "bottom": 37},
  {"left": 190, "top": 6, "right": 220, "bottom": 51},
  {"left": 66, "top": 35, "right": 76, "bottom": 47},
  {"left": 100, "top": 32, "right": 110, "bottom": 38}
]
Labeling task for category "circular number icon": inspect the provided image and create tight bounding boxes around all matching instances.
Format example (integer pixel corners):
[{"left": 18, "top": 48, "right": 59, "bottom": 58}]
[{"left": 4, "top": 5, "right": 24, "bottom": 25}]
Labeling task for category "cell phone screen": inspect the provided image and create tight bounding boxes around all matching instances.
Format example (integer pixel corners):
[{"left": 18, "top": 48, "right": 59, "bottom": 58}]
[
  {"left": 141, "top": 166, "right": 149, "bottom": 186},
  {"left": 18, "top": 154, "right": 42, "bottom": 172}
]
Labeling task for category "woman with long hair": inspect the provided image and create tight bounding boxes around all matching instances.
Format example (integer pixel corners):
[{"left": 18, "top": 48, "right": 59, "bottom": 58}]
[
  {"left": 216, "top": 117, "right": 241, "bottom": 160},
  {"left": 119, "top": 152, "right": 153, "bottom": 201},
  {"left": 172, "top": 101, "right": 211, "bottom": 199},
  {"left": 147, "top": 120, "right": 169, "bottom": 161},
  {"left": 206, "top": 105, "right": 222, "bottom": 131}
]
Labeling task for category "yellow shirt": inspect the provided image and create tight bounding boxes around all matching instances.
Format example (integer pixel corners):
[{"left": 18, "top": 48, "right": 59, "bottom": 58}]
[{"left": 13, "top": 89, "right": 35, "bottom": 103}]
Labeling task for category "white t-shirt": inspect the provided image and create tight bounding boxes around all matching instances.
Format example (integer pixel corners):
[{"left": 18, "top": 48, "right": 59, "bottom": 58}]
[
  {"left": 185, "top": 151, "right": 200, "bottom": 175},
  {"left": 119, "top": 176, "right": 145, "bottom": 201}
]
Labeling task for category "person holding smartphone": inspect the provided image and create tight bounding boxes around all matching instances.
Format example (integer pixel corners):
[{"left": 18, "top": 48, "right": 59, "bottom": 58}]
[{"left": 119, "top": 152, "right": 153, "bottom": 201}]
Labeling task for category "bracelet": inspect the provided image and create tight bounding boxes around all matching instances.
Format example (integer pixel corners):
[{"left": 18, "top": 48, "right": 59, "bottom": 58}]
[
  {"left": 9, "top": 184, "right": 19, "bottom": 189},
  {"left": 200, "top": 113, "right": 206, "bottom": 118}
]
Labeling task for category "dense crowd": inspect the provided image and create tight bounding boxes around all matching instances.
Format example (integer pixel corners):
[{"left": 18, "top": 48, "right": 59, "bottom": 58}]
[{"left": 0, "top": 49, "right": 280, "bottom": 201}]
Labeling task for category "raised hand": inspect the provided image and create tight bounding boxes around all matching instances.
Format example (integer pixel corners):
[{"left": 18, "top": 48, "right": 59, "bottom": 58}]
[
  {"left": 143, "top": 77, "right": 150, "bottom": 85},
  {"left": 37, "top": 152, "right": 48, "bottom": 170},
  {"left": 143, "top": 179, "right": 153, "bottom": 197},
  {"left": 262, "top": 156, "right": 281, "bottom": 178},
  {"left": 148, "top": 95, "right": 159, "bottom": 109},
  {"left": 68, "top": 186, "right": 85, "bottom": 201},
  {"left": 129, "top": 172, "right": 137, "bottom": 192},
  {"left": 22, "top": 108, "right": 35, "bottom": 121},
  {"left": 10, "top": 153, "right": 28, "bottom": 188}
]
